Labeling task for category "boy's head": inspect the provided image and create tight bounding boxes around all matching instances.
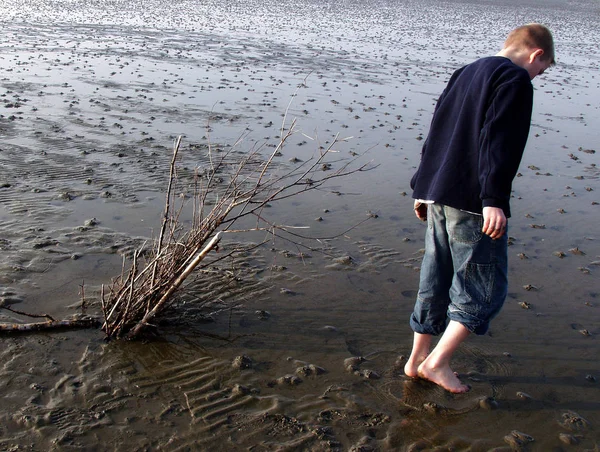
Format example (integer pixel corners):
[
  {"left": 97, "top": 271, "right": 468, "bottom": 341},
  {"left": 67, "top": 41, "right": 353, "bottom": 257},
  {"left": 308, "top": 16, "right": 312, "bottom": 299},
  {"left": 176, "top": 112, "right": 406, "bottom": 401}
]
[
  {"left": 505, "top": 23, "right": 555, "bottom": 64},
  {"left": 499, "top": 23, "right": 555, "bottom": 79}
]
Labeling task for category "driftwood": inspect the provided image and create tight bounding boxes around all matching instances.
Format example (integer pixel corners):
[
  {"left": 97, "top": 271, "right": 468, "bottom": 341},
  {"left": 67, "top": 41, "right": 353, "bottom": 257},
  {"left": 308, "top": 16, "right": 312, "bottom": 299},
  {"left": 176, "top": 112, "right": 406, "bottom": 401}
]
[
  {"left": 0, "top": 318, "right": 101, "bottom": 334},
  {"left": 0, "top": 305, "right": 100, "bottom": 334},
  {"left": 126, "top": 231, "right": 223, "bottom": 338},
  {"left": 1, "top": 121, "right": 371, "bottom": 340},
  {"left": 100, "top": 112, "right": 372, "bottom": 340},
  {"left": 1, "top": 96, "right": 372, "bottom": 340}
]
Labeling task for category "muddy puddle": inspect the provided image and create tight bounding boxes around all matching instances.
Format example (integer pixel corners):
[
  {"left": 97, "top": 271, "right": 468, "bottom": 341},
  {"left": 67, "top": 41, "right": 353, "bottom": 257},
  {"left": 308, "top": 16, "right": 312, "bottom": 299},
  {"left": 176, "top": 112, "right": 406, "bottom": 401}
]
[{"left": 1, "top": 0, "right": 599, "bottom": 450}]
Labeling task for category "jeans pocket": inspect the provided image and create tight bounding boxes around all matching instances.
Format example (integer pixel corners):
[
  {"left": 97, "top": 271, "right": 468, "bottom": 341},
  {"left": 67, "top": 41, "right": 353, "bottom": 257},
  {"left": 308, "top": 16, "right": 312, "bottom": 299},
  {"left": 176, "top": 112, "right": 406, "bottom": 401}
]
[
  {"left": 447, "top": 209, "right": 483, "bottom": 243},
  {"left": 465, "top": 262, "right": 495, "bottom": 305}
]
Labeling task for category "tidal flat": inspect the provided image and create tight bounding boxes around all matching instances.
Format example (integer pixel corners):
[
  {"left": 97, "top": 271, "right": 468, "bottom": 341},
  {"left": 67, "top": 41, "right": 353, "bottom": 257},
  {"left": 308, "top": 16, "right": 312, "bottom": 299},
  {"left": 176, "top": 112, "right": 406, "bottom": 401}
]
[{"left": 0, "top": 0, "right": 599, "bottom": 449}]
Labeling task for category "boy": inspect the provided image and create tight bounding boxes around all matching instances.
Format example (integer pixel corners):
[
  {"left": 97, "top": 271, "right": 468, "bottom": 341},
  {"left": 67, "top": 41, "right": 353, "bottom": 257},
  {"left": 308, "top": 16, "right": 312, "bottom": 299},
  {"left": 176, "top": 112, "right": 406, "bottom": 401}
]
[{"left": 405, "top": 24, "right": 555, "bottom": 393}]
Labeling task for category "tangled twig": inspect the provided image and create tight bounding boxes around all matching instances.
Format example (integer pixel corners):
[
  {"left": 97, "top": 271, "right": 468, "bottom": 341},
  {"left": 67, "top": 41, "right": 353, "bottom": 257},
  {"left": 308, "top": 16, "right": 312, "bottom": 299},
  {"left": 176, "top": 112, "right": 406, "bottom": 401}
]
[{"left": 100, "top": 113, "right": 373, "bottom": 340}]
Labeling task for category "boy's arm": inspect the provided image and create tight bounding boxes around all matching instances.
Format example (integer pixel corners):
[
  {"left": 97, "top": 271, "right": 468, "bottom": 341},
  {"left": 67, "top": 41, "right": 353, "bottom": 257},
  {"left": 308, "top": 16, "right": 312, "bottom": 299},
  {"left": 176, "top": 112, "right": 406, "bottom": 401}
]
[{"left": 479, "top": 77, "right": 533, "bottom": 215}]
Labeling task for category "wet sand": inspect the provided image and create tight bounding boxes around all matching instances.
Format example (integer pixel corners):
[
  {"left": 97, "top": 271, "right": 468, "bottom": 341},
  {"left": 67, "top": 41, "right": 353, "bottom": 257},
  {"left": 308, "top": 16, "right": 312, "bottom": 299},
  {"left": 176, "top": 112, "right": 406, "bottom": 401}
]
[{"left": 1, "top": 0, "right": 599, "bottom": 449}]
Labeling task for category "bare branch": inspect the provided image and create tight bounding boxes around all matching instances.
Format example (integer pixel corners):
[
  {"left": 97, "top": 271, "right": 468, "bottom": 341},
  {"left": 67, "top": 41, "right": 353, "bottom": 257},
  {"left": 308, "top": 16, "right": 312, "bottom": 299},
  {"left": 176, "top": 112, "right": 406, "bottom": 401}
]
[{"left": 101, "top": 103, "right": 370, "bottom": 340}]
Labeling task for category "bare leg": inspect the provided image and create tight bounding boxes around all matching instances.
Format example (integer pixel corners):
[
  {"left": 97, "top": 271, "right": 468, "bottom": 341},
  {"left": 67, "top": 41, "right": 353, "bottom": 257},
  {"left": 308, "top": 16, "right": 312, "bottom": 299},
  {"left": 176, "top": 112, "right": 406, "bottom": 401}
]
[
  {"left": 417, "top": 320, "right": 471, "bottom": 393},
  {"left": 404, "top": 332, "right": 433, "bottom": 378}
]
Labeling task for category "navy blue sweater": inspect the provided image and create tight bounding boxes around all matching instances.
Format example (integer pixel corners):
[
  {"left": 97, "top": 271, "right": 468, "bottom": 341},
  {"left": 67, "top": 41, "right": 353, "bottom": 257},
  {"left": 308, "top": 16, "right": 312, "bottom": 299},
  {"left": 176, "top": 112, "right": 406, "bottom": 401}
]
[{"left": 410, "top": 56, "right": 533, "bottom": 218}]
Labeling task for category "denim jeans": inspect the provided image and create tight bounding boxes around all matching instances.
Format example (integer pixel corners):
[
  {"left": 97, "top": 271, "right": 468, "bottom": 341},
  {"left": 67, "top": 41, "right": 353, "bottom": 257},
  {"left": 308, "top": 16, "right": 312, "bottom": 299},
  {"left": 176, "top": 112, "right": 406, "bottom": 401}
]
[{"left": 410, "top": 203, "right": 508, "bottom": 336}]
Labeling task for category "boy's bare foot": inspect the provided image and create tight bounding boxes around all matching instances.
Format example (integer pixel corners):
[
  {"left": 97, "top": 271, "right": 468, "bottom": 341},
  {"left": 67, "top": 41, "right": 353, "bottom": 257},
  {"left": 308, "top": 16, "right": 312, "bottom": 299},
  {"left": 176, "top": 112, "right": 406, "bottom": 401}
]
[
  {"left": 417, "top": 363, "right": 471, "bottom": 394},
  {"left": 404, "top": 360, "right": 420, "bottom": 378},
  {"left": 404, "top": 353, "right": 428, "bottom": 378},
  {"left": 404, "top": 333, "right": 433, "bottom": 378}
]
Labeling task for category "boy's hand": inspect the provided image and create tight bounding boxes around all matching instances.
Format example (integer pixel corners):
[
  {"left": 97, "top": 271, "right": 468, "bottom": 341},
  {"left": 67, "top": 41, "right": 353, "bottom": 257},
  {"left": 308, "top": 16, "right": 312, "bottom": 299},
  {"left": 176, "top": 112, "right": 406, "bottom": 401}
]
[
  {"left": 482, "top": 206, "right": 507, "bottom": 239},
  {"left": 414, "top": 201, "right": 428, "bottom": 222}
]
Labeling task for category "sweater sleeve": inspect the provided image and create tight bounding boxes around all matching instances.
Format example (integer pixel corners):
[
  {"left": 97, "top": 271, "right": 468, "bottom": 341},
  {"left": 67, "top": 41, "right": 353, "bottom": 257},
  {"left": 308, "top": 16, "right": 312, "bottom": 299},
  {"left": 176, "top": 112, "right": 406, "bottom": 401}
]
[
  {"left": 478, "top": 78, "right": 533, "bottom": 216},
  {"left": 410, "top": 81, "right": 454, "bottom": 191}
]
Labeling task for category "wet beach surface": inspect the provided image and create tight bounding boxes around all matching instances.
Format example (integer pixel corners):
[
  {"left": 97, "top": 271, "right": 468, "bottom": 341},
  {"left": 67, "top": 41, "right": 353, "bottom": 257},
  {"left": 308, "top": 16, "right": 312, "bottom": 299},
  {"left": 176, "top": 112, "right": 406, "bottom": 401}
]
[{"left": 1, "top": 0, "right": 599, "bottom": 449}]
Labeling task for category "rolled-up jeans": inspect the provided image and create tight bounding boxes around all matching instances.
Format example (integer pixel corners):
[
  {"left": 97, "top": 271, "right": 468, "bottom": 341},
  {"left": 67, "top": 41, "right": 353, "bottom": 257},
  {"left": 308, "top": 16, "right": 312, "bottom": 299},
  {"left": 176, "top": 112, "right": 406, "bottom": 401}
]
[{"left": 410, "top": 203, "right": 508, "bottom": 336}]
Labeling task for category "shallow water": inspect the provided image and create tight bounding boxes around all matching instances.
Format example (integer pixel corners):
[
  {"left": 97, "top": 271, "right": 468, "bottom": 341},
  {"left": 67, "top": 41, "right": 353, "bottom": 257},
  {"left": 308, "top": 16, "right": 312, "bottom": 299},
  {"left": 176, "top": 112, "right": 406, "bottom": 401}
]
[{"left": 1, "top": 0, "right": 599, "bottom": 449}]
